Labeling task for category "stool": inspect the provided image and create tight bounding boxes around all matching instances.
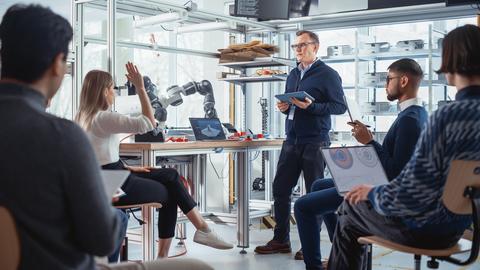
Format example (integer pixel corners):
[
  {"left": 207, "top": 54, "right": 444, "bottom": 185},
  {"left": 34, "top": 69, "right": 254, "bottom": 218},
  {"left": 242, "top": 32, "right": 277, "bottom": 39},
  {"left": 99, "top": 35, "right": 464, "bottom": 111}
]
[{"left": 116, "top": 203, "right": 162, "bottom": 261}]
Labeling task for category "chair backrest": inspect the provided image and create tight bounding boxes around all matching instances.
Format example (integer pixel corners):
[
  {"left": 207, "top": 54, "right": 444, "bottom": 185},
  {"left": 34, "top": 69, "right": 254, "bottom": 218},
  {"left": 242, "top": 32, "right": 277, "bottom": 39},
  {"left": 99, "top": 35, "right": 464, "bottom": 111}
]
[
  {"left": 443, "top": 160, "right": 480, "bottom": 214},
  {"left": 0, "top": 206, "right": 20, "bottom": 270}
]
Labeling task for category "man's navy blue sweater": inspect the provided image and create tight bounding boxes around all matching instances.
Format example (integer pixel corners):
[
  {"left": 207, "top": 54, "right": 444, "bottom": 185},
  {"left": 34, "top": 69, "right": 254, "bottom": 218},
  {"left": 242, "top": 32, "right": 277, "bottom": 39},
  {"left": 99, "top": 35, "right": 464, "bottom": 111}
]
[
  {"left": 369, "top": 105, "right": 428, "bottom": 180},
  {"left": 283, "top": 60, "right": 347, "bottom": 144}
]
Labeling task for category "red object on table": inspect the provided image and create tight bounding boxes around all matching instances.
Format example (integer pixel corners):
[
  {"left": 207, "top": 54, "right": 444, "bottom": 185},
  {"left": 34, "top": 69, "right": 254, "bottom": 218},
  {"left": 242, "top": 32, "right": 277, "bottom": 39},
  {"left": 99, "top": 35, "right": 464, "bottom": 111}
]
[{"left": 166, "top": 137, "right": 188, "bottom": 142}]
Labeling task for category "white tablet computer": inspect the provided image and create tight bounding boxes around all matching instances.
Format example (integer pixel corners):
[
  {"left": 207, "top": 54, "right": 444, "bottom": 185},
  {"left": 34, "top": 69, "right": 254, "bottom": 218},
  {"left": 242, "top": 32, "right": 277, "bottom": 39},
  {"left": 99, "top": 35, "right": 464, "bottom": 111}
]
[
  {"left": 275, "top": 91, "right": 315, "bottom": 104},
  {"left": 321, "top": 145, "right": 388, "bottom": 194}
]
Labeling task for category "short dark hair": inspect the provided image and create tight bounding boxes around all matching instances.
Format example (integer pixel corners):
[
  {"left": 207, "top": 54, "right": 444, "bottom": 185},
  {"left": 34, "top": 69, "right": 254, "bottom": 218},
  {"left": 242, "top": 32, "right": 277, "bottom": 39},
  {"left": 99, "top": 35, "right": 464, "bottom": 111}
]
[
  {"left": 388, "top": 58, "right": 424, "bottom": 78},
  {"left": 0, "top": 4, "right": 73, "bottom": 83},
  {"left": 296, "top": 30, "right": 319, "bottom": 44},
  {"left": 436, "top": 24, "right": 480, "bottom": 76}
]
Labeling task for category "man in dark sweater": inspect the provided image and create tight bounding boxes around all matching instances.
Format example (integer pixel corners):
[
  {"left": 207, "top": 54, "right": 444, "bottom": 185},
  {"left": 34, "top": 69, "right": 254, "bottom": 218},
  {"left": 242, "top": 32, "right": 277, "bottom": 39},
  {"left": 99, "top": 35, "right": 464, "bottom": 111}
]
[
  {"left": 293, "top": 58, "right": 428, "bottom": 270},
  {"left": 0, "top": 5, "right": 121, "bottom": 270},
  {"left": 350, "top": 58, "right": 428, "bottom": 180},
  {"left": 255, "top": 30, "right": 347, "bottom": 255}
]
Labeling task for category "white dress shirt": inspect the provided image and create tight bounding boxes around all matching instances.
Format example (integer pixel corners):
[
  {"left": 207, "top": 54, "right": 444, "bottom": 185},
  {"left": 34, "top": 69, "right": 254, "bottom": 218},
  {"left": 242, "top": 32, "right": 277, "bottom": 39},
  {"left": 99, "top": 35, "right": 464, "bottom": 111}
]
[{"left": 398, "top": 97, "right": 423, "bottom": 112}]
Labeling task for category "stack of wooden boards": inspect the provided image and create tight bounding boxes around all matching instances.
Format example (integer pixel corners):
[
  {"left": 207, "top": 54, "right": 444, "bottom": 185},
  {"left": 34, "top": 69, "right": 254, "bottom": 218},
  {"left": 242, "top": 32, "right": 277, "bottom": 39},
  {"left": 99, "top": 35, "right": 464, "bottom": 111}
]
[{"left": 218, "top": 40, "right": 279, "bottom": 63}]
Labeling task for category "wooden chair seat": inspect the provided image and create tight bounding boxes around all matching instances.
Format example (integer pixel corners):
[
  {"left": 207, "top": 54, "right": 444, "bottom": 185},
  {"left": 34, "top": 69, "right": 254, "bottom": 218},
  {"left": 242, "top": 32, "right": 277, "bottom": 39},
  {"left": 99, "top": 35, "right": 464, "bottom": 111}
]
[
  {"left": 0, "top": 207, "right": 20, "bottom": 270},
  {"left": 115, "top": 202, "right": 162, "bottom": 209},
  {"left": 358, "top": 236, "right": 471, "bottom": 257}
]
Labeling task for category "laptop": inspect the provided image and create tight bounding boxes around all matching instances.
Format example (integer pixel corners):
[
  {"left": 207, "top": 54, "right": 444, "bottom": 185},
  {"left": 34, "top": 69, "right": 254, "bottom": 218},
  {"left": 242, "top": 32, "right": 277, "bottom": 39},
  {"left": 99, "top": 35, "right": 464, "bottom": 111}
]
[
  {"left": 101, "top": 170, "right": 130, "bottom": 198},
  {"left": 189, "top": 118, "right": 226, "bottom": 141},
  {"left": 321, "top": 145, "right": 388, "bottom": 194}
]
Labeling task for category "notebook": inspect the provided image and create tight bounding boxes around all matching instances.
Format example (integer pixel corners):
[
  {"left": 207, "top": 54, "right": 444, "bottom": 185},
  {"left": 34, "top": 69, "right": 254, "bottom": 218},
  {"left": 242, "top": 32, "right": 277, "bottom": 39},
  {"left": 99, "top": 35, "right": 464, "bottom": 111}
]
[
  {"left": 101, "top": 170, "right": 130, "bottom": 198},
  {"left": 321, "top": 145, "right": 388, "bottom": 194}
]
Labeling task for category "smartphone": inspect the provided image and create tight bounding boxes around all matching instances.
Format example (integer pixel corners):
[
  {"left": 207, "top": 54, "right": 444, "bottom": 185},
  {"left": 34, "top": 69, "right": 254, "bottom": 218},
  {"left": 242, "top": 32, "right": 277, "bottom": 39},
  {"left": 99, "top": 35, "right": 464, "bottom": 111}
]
[
  {"left": 344, "top": 96, "right": 370, "bottom": 128},
  {"left": 347, "top": 121, "right": 371, "bottom": 128}
]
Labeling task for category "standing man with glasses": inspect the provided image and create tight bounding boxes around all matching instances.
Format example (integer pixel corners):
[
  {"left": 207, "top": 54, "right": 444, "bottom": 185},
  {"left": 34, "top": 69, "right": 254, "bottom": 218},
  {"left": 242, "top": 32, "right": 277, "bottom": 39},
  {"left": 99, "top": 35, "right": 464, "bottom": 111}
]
[{"left": 255, "top": 30, "right": 347, "bottom": 256}]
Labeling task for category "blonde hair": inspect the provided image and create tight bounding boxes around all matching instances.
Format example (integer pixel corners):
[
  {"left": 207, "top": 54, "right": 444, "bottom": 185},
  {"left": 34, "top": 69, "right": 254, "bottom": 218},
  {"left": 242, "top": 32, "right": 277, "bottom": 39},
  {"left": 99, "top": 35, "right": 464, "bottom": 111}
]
[{"left": 75, "top": 70, "right": 113, "bottom": 130}]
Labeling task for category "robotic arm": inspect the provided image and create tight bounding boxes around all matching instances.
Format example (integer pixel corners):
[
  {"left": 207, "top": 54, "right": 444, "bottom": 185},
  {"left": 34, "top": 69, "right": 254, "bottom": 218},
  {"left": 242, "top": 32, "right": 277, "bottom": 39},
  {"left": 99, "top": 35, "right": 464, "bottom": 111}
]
[
  {"left": 127, "top": 76, "right": 218, "bottom": 127},
  {"left": 165, "top": 80, "right": 218, "bottom": 118}
]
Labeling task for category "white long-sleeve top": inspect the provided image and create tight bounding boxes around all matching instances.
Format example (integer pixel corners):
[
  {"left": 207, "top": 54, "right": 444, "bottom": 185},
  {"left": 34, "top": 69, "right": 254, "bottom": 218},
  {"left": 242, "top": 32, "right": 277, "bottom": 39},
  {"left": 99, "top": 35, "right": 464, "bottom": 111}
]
[{"left": 87, "top": 111, "right": 154, "bottom": 165}]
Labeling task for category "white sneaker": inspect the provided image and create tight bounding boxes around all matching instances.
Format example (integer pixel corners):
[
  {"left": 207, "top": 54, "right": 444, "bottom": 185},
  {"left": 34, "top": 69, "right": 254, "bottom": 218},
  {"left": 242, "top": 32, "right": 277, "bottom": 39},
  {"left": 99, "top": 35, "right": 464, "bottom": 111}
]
[{"left": 193, "top": 229, "right": 234, "bottom": 250}]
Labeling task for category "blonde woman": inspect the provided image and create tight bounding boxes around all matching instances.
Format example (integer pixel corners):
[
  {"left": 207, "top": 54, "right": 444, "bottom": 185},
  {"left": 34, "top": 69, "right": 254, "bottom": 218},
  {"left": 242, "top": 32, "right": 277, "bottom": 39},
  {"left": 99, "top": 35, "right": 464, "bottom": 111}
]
[{"left": 76, "top": 62, "right": 233, "bottom": 258}]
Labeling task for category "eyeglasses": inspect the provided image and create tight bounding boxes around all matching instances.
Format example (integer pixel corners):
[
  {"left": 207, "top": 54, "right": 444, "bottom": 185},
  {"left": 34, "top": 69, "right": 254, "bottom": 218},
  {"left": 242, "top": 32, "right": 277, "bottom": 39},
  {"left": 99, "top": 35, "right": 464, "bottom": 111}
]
[
  {"left": 291, "top": 42, "right": 317, "bottom": 50},
  {"left": 386, "top": 76, "right": 401, "bottom": 85}
]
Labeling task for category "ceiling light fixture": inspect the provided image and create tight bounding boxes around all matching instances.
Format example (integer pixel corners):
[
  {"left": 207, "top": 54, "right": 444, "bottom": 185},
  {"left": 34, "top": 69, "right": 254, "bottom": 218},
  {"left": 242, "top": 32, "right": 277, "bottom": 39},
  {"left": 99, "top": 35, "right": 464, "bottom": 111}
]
[
  {"left": 175, "top": 21, "right": 237, "bottom": 34},
  {"left": 134, "top": 10, "right": 188, "bottom": 28}
]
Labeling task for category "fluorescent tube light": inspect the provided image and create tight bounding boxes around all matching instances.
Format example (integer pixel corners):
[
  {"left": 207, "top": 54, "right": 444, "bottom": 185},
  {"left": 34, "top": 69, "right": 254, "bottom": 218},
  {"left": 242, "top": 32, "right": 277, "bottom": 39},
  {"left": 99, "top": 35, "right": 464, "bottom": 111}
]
[
  {"left": 135, "top": 10, "right": 188, "bottom": 28},
  {"left": 176, "top": 21, "right": 237, "bottom": 34}
]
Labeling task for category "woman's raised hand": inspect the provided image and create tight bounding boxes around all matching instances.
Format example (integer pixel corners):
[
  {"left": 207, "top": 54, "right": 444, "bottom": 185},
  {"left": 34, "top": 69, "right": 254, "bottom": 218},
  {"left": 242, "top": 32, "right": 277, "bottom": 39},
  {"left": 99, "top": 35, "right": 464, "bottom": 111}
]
[{"left": 125, "top": 61, "right": 145, "bottom": 93}]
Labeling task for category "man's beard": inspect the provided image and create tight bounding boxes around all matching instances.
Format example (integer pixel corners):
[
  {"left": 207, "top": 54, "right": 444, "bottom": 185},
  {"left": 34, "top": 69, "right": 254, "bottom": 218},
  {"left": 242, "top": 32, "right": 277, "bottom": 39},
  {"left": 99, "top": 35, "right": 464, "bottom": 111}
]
[
  {"left": 386, "top": 88, "right": 400, "bottom": 101},
  {"left": 387, "top": 93, "right": 398, "bottom": 101}
]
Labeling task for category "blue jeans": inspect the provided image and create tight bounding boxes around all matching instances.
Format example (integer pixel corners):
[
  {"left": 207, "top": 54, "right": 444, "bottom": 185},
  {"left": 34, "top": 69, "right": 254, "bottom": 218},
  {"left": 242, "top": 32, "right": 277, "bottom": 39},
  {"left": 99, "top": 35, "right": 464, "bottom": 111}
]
[
  {"left": 294, "top": 178, "right": 343, "bottom": 270},
  {"left": 108, "top": 209, "right": 129, "bottom": 263}
]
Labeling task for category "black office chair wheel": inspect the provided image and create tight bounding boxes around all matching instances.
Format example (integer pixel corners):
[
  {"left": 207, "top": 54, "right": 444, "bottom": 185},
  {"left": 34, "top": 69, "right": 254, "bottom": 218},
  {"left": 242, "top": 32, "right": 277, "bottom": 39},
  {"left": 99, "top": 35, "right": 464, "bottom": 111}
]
[{"left": 427, "top": 258, "right": 439, "bottom": 269}]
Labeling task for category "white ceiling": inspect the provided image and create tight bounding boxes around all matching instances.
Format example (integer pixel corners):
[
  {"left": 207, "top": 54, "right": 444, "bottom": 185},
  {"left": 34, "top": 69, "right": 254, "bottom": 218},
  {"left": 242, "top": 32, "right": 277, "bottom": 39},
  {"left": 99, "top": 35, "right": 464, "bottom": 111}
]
[{"left": 0, "top": 0, "right": 71, "bottom": 21}]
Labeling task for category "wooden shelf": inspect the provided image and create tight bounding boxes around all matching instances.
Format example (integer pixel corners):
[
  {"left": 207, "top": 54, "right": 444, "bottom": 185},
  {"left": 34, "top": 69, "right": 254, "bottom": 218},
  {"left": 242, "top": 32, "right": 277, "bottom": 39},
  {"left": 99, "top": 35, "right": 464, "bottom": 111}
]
[
  {"left": 218, "top": 57, "right": 296, "bottom": 70},
  {"left": 219, "top": 74, "right": 287, "bottom": 84}
]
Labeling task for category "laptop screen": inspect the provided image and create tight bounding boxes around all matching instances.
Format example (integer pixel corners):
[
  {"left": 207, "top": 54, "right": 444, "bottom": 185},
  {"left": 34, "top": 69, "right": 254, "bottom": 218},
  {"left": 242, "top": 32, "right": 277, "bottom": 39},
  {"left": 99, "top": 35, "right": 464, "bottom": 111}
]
[
  {"left": 321, "top": 145, "right": 388, "bottom": 194},
  {"left": 189, "top": 118, "right": 226, "bottom": 141}
]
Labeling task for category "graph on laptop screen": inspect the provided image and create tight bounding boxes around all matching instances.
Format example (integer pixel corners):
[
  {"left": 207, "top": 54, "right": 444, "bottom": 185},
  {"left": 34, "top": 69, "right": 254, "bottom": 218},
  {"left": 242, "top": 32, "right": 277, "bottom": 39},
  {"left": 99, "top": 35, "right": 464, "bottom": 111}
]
[{"left": 321, "top": 145, "right": 388, "bottom": 193}]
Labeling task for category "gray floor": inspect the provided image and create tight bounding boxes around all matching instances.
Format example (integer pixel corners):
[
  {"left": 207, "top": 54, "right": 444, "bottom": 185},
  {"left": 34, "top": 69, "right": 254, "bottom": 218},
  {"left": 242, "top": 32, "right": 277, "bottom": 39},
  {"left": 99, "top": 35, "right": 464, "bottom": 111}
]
[{"left": 126, "top": 218, "right": 480, "bottom": 270}]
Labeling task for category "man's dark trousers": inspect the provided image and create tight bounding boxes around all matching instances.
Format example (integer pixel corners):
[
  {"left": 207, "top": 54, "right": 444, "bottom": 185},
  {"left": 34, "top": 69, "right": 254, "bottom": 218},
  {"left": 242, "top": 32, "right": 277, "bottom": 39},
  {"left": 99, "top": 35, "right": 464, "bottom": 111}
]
[
  {"left": 327, "top": 201, "right": 462, "bottom": 270},
  {"left": 273, "top": 141, "right": 328, "bottom": 242}
]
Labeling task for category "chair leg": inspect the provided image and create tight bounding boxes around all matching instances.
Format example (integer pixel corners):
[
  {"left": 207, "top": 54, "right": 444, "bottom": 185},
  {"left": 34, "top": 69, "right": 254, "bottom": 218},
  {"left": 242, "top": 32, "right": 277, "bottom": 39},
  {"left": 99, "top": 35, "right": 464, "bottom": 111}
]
[
  {"left": 414, "top": 254, "right": 422, "bottom": 270},
  {"left": 366, "top": 244, "right": 373, "bottom": 270},
  {"left": 120, "top": 236, "right": 128, "bottom": 262},
  {"left": 427, "top": 258, "right": 439, "bottom": 269}
]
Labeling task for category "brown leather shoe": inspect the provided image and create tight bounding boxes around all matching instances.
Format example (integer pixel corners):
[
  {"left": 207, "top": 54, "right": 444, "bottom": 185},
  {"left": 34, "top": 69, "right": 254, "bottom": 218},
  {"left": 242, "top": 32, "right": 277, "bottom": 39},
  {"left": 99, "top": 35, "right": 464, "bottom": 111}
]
[
  {"left": 254, "top": 240, "right": 291, "bottom": 254},
  {"left": 294, "top": 248, "right": 303, "bottom": 260}
]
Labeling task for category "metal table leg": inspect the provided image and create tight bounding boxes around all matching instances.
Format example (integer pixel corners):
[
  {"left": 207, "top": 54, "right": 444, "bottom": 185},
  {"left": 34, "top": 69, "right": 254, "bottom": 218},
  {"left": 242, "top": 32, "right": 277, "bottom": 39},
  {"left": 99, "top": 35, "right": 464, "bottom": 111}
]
[
  {"left": 236, "top": 150, "right": 250, "bottom": 254},
  {"left": 192, "top": 154, "right": 207, "bottom": 211},
  {"left": 142, "top": 205, "right": 156, "bottom": 261},
  {"left": 143, "top": 149, "right": 156, "bottom": 261},
  {"left": 176, "top": 164, "right": 189, "bottom": 241}
]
